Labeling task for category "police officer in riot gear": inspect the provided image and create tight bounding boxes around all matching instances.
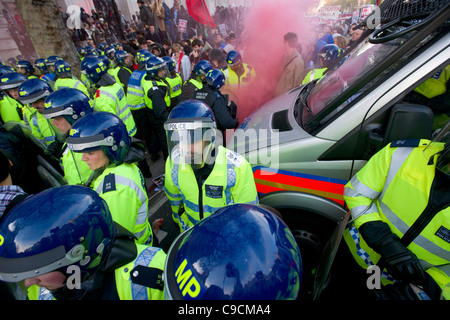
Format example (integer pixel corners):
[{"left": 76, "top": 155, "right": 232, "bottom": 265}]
[
  {"left": 142, "top": 56, "right": 171, "bottom": 160},
  {"left": 42, "top": 88, "right": 94, "bottom": 186},
  {"left": 0, "top": 185, "right": 166, "bottom": 300},
  {"left": 178, "top": 60, "right": 212, "bottom": 103},
  {"left": 81, "top": 56, "right": 137, "bottom": 137},
  {"left": 164, "top": 99, "right": 258, "bottom": 232},
  {"left": 164, "top": 203, "right": 302, "bottom": 300},
  {"left": 67, "top": 111, "right": 153, "bottom": 245},
  {"left": 53, "top": 60, "right": 89, "bottom": 96},
  {"left": 192, "top": 68, "right": 238, "bottom": 135}
]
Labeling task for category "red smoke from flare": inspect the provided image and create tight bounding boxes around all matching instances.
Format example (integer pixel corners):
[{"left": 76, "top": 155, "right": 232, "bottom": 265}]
[{"left": 233, "top": 0, "right": 319, "bottom": 122}]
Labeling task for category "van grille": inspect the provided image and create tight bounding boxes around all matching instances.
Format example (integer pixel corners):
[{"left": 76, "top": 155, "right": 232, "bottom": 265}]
[{"left": 379, "top": 0, "right": 449, "bottom": 23}]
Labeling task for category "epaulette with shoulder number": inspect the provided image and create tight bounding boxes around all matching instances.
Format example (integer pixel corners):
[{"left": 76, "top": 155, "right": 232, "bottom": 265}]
[
  {"left": 130, "top": 265, "right": 164, "bottom": 291},
  {"left": 103, "top": 173, "right": 116, "bottom": 193},
  {"left": 390, "top": 139, "right": 421, "bottom": 148}
]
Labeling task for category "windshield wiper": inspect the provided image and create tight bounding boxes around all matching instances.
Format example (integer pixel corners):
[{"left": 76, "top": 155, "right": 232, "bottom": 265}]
[{"left": 294, "top": 81, "right": 316, "bottom": 128}]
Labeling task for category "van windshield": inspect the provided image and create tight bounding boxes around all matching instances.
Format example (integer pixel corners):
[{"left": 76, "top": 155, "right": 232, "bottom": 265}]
[{"left": 295, "top": 24, "right": 429, "bottom": 132}]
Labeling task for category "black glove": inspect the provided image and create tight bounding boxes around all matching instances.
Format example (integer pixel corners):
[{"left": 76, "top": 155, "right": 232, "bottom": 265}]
[
  {"left": 359, "top": 221, "right": 425, "bottom": 284},
  {"left": 377, "top": 235, "right": 425, "bottom": 285},
  {"left": 372, "top": 282, "right": 419, "bottom": 300}
]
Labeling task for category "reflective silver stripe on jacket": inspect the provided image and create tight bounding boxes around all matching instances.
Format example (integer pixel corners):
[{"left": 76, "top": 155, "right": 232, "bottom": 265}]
[
  {"left": 344, "top": 174, "right": 381, "bottom": 220},
  {"left": 96, "top": 174, "right": 148, "bottom": 240},
  {"left": 130, "top": 246, "right": 162, "bottom": 300},
  {"left": 350, "top": 146, "right": 450, "bottom": 261},
  {"left": 97, "top": 89, "right": 128, "bottom": 116},
  {"left": 379, "top": 147, "right": 450, "bottom": 260}
]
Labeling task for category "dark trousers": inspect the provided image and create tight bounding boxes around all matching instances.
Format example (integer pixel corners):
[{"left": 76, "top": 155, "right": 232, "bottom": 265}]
[{"left": 132, "top": 108, "right": 168, "bottom": 160}]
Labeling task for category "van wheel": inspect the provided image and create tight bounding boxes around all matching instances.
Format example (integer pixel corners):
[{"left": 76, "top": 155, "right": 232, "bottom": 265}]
[{"left": 278, "top": 209, "right": 336, "bottom": 300}]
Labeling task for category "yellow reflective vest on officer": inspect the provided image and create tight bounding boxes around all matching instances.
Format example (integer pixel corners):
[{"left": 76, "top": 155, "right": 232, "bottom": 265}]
[
  {"left": 142, "top": 78, "right": 171, "bottom": 109},
  {"left": 27, "top": 244, "right": 166, "bottom": 300},
  {"left": 223, "top": 64, "right": 255, "bottom": 90},
  {"left": 166, "top": 73, "right": 183, "bottom": 101},
  {"left": 80, "top": 72, "right": 95, "bottom": 98},
  {"left": 302, "top": 68, "right": 327, "bottom": 85},
  {"left": 108, "top": 66, "right": 120, "bottom": 83},
  {"left": 164, "top": 145, "right": 259, "bottom": 231},
  {"left": 127, "top": 70, "right": 147, "bottom": 111},
  {"left": 0, "top": 95, "right": 24, "bottom": 124},
  {"left": 109, "top": 66, "right": 133, "bottom": 88},
  {"left": 60, "top": 144, "right": 92, "bottom": 186},
  {"left": 343, "top": 139, "right": 450, "bottom": 292},
  {"left": 23, "top": 105, "right": 60, "bottom": 147},
  {"left": 94, "top": 83, "right": 137, "bottom": 137},
  {"left": 93, "top": 162, "right": 153, "bottom": 245},
  {"left": 186, "top": 78, "right": 202, "bottom": 90},
  {"left": 413, "top": 65, "right": 450, "bottom": 99},
  {"left": 54, "top": 76, "right": 90, "bottom": 96}
]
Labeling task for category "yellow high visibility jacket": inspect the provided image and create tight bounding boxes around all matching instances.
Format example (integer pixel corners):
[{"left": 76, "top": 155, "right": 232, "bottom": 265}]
[
  {"left": 301, "top": 68, "right": 327, "bottom": 85},
  {"left": 60, "top": 144, "right": 92, "bottom": 186},
  {"left": 22, "top": 105, "right": 60, "bottom": 147},
  {"left": 413, "top": 65, "right": 450, "bottom": 99},
  {"left": 166, "top": 73, "right": 183, "bottom": 100},
  {"left": 28, "top": 244, "right": 166, "bottom": 300},
  {"left": 142, "top": 78, "right": 171, "bottom": 110},
  {"left": 54, "top": 76, "right": 90, "bottom": 96},
  {"left": 108, "top": 66, "right": 132, "bottom": 88},
  {"left": 164, "top": 145, "right": 259, "bottom": 231},
  {"left": 93, "top": 162, "right": 153, "bottom": 245},
  {"left": 223, "top": 63, "right": 255, "bottom": 90},
  {"left": 343, "top": 139, "right": 450, "bottom": 294},
  {"left": 126, "top": 70, "right": 147, "bottom": 111},
  {"left": 94, "top": 83, "right": 137, "bottom": 137},
  {"left": 0, "top": 95, "right": 24, "bottom": 124}
]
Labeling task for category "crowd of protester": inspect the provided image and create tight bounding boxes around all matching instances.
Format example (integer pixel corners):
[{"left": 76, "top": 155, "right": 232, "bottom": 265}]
[
  {"left": 2, "top": 0, "right": 364, "bottom": 98},
  {"left": 66, "top": 1, "right": 249, "bottom": 65}
]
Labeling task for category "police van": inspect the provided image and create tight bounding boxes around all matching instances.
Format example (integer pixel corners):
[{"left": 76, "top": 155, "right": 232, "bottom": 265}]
[{"left": 228, "top": 0, "right": 450, "bottom": 299}]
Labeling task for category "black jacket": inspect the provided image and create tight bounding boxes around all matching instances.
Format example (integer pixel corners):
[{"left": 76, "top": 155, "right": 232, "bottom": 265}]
[
  {"left": 145, "top": 76, "right": 169, "bottom": 123},
  {"left": 139, "top": 5, "right": 154, "bottom": 26},
  {"left": 192, "top": 84, "right": 238, "bottom": 131}
]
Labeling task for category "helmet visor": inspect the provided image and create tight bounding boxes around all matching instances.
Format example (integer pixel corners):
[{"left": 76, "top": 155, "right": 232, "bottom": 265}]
[
  {"left": 147, "top": 63, "right": 170, "bottom": 79},
  {"left": 0, "top": 244, "right": 85, "bottom": 283},
  {"left": 166, "top": 128, "right": 216, "bottom": 170},
  {"left": 67, "top": 134, "right": 115, "bottom": 152},
  {"left": 42, "top": 105, "right": 74, "bottom": 120}
]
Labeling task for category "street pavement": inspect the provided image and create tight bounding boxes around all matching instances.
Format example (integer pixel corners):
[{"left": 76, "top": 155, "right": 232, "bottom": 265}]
[{"left": 144, "top": 151, "right": 181, "bottom": 253}]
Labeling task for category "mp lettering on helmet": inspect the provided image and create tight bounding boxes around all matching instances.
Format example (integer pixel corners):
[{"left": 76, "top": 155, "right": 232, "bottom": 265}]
[
  {"left": 175, "top": 258, "right": 203, "bottom": 299},
  {"left": 69, "top": 128, "right": 79, "bottom": 136},
  {"left": 0, "top": 233, "right": 4, "bottom": 247}
]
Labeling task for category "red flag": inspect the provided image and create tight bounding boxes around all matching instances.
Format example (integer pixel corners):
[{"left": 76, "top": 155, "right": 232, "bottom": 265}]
[{"left": 186, "top": 0, "right": 216, "bottom": 28}]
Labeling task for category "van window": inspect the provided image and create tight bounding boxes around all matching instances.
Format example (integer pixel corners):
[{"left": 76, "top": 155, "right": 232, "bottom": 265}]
[{"left": 296, "top": 22, "right": 444, "bottom": 133}]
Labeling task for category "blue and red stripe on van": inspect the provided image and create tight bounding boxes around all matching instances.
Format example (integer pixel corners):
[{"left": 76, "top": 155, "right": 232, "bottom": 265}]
[{"left": 252, "top": 166, "right": 348, "bottom": 205}]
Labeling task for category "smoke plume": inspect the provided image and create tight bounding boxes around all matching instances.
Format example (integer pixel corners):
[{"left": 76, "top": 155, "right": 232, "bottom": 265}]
[{"left": 231, "top": 0, "right": 319, "bottom": 122}]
